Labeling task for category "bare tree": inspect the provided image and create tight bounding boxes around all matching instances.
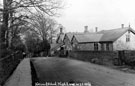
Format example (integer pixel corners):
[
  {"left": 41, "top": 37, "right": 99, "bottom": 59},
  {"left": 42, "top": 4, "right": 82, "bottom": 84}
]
[
  {"left": 28, "top": 13, "right": 58, "bottom": 43},
  {"left": 0, "top": 0, "right": 63, "bottom": 47},
  {"left": 24, "top": 30, "right": 40, "bottom": 54}
]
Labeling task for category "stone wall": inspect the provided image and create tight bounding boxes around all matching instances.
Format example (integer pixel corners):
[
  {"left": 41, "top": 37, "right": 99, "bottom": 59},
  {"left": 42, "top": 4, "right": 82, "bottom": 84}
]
[
  {"left": 0, "top": 51, "right": 24, "bottom": 85},
  {"left": 124, "top": 50, "right": 135, "bottom": 59},
  {"left": 69, "top": 51, "right": 118, "bottom": 65}
]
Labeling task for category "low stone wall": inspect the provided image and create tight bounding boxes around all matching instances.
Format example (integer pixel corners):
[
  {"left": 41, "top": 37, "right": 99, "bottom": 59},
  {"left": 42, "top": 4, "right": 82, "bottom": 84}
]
[
  {"left": 124, "top": 50, "right": 135, "bottom": 60},
  {"left": 69, "top": 51, "right": 118, "bottom": 65},
  {"left": 120, "top": 50, "right": 135, "bottom": 67},
  {"left": 0, "top": 51, "right": 24, "bottom": 85}
]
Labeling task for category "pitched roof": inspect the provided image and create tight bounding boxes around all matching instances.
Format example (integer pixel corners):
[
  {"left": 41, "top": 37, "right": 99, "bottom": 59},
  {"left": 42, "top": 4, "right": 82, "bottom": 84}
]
[
  {"left": 73, "top": 34, "right": 103, "bottom": 43},
  {"left": 56, "top": 34, "right": 65, "bottom": 43},
  {"left": 98, "top": 27, "right": 135, "bottom": 42},
  {"left": 72, "top": 27, "right": 135, "bottom": 43},
  {"left": 65, "top": 32, "right": 83, "bottom": 41},
  {"left": 50, "top": 43, "right": 64, "bottom": 51}
]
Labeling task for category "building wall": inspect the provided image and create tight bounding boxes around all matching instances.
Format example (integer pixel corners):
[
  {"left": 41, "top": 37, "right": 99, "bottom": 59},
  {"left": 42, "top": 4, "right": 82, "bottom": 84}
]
[
  {"left": 72, "top": 36, "right": 79, "bottom": 50},
  {"left": 78, "top": 43, "right": 94, "bottom": 50},
  {"left": 73, "top": 43, "right": 104, "bottom": 51},
  {"left": 113, "top": 31, "right": 135, "bottom": 50},
  {"left": 56, "top": 36, "right": 62, "bottom": 44},
  {"left": 72, "top": 39, "right": 114, "bottom": 51},
  {"left": 63, "top": 35, "right": 72, "bottom": 50},
  {"left": 100, "top": 43, "right": 113, "bottom": 51},
  {"left": 72, "top": 37, "right": 95, "bottom": 51},
  {"left": 58, "top": 39, "right": 63, "bottom": 44},
  {"left": 56, "top": 34, "right": 65, "bottom": 44}
]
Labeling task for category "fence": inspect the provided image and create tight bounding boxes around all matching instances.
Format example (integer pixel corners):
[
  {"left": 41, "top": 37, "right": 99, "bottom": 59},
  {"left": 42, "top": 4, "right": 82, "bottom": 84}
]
[{"left": 0, "top": 51, "right": 24, "bottom": 85}]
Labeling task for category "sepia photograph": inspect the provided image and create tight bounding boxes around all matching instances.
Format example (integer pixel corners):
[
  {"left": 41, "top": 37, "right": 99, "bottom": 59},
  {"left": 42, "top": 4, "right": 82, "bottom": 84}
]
[{"left": 0, "top": 0, "right": 135, "bottom": 86}]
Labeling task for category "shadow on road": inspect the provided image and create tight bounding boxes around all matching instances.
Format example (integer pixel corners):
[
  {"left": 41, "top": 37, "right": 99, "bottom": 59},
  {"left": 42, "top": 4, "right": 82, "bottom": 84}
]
[{"left": 30, "top": 60, "right": 39, "bottom": 86}]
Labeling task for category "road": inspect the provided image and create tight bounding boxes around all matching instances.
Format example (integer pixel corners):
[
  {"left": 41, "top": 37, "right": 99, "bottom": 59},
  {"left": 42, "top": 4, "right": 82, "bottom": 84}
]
[{"left": 31, "top": 57, "right": 135, "bottom": 86}]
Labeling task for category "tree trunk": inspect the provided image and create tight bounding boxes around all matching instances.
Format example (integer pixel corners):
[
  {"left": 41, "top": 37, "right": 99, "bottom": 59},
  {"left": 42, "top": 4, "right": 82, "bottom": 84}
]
[
  {"left": 1, "top": 0, "right": 13, "bottom": 47},
  {"left": 1, "top": 0, "right": 9, "bottom": 47}
]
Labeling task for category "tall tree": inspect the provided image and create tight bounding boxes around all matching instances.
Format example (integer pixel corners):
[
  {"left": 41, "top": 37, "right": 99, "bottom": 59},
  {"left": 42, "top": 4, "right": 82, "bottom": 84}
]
[
  {"left": 0, "top": 0, "right": 63, "bottom": 47},
  {"left": 28, "top": 13, "right": 58, "bottom": 42},
  {"left": 24, "top": 30, "right": 40, "bottom": 53}
]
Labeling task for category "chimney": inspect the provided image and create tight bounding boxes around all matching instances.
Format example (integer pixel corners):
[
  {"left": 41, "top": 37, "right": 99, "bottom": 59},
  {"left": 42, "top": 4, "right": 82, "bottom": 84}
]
[
  {"left": 60, "top": 27, "right": 63, "bottom": 34},
  {"left": 129, "top": 24, "right": 131, "bottom": 28},
  {"left": 84, "top": 26, "right": 89, "bottom": 33},
  {"left": 121, "top": 24, "right": 124, "bottom": 28},
  {"left": 95, "top": 27, "right": 98, "bottom": 32}
]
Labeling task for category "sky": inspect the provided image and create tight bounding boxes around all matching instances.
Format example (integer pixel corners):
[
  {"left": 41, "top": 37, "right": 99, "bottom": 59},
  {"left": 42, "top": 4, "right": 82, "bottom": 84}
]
[
  {"left": 1, "top": 0, "right": 135, "bottom": 33},
  {"left": 55, "top": 0, "right": 135, "bottom": 32}
]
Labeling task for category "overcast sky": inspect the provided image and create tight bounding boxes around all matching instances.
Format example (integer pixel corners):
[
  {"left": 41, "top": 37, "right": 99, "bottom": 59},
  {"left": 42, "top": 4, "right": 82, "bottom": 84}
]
[
  {"left": 56, "top": 0, "right": 135, "bottom": 32},
  {"left": 1, "top": 0, "right": 135, "bottom": 32}
]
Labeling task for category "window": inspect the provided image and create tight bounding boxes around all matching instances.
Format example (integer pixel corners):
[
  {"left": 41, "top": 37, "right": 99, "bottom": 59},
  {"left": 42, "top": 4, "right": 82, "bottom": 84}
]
[
  {"left": 101, "top": 43, "right": 104, "bottom": 51},
  {"left": 109, "top": 43, "right": 113, "bottom": 51},
  {"left": 126, "top": 32, "right": 130, "bottom": 42},
  {"left": 106, "top": 43, "right": 110, "bottom": 51},
  {"left": 94, "top": 43, "right": 98, "bottom": 51},
  {"left": 77, "top": 45, "right": 80, "bottom": 49}
]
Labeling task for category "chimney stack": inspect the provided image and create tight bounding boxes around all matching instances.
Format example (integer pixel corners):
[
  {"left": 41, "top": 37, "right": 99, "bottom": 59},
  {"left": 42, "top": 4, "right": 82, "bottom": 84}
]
[
  {"left": 129, "top": 24, "right": 131, "bottom": 28},
  {"left": 95, "top": 27, "right": 98, "bottom": 32},
  {"left": 84, "top": 26, "right": 89, "bottom": 33},
  {"left": 60, "top": 27, "right": 63, "bottom": 34},
  {"left": 121, "top": 24, "right": 124, "bottom": 28}
]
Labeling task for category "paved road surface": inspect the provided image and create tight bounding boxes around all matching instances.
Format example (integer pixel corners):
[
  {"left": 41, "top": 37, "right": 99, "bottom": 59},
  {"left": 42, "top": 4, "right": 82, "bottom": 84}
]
[{"left": 31, "top": 57, "right": 135, "bottom": 86}]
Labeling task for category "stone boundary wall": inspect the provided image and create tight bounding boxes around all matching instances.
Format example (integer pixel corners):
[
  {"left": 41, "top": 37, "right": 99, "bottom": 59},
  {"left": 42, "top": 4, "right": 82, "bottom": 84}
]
[
  {"left": 0, "top": 51, "right": 24, "bottom": 85},
  {"left": 69, "top": 51, "right": 118, "bottom": 65},
  {"left": 69, "top": 50, "right": 135, "bottom": 66},
  {"left": 124, "top": 50, "right": 135, "bottom": 60}
]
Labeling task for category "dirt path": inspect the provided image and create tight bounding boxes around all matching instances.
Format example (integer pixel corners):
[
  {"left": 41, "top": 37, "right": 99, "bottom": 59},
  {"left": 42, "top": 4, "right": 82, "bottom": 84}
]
[{"left": 31, "top": 57, "right": 135, "bottom": 86}]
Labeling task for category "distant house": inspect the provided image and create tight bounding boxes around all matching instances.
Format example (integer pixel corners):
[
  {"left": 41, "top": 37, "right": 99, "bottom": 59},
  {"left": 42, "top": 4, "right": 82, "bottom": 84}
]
[
  {"left": 50, "top": 43, "right": 64, "bottom": 55},
  {"left": 50, "top": 27, "right": 65, "bottom": 54},
  {"left": 56, "top": 26, "right": 65, "bottom": 44},
  {"left": 71, "top": 34, "right": 103, "bottom": 50},
  {"left": 71, "top": 25, "right": 135, "bottom": 51},
  {"left": 63, "top": 26, "right": 93, "bottom": 51},
  {"left": 63, "top": 33, "right": 73, "bottom": 51},
  {"left": 99, "top": 26, "right": 135, "bottom": 50},
  {"left": 63, "top": 32, "right": 83, "bottom": 51},
  {"left": 56, "top": 34, "right": 65, "bottom": 44}
]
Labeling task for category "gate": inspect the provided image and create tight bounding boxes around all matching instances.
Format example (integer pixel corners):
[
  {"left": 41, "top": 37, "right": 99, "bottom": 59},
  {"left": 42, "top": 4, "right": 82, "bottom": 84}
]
[
  {"left": 118, "top": 50, "right": 125, "bottom": 65},
  {"left": 114, "top": 51, "right": 125, "bottom": 66}
]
